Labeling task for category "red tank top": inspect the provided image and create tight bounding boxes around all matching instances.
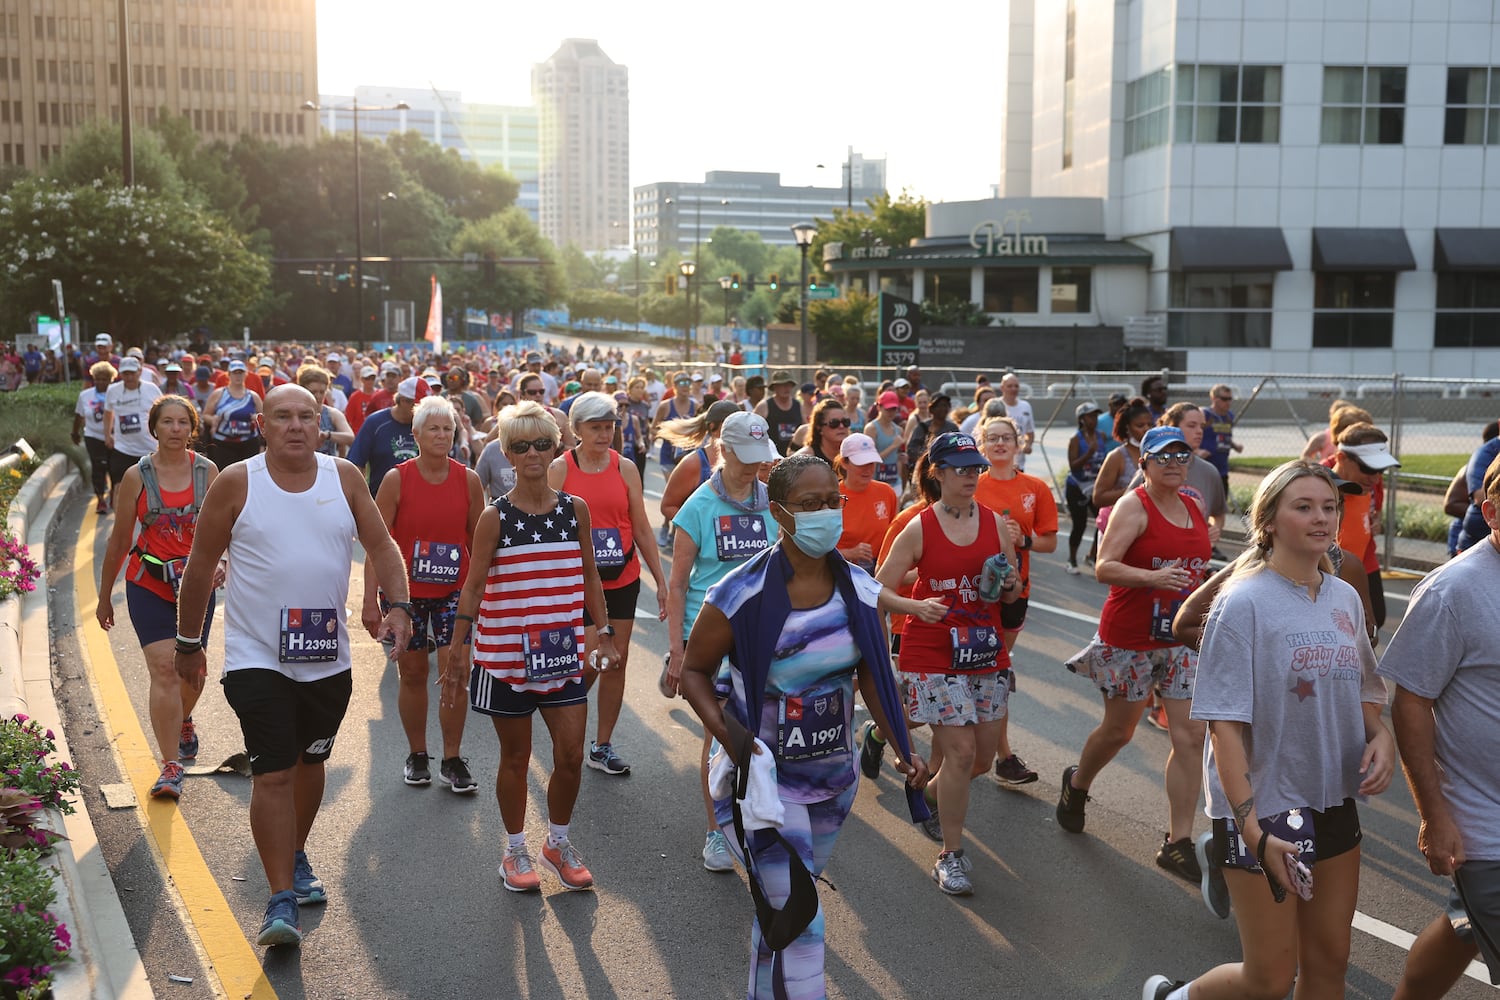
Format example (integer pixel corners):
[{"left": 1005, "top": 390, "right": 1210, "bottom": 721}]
[
  {"left": 125, "top": 457, "right": 201, "bottom": 603},
  {"left": 1098, "top": 486, "right": 1211, "bottom": 650},
  {"left": 562, "top": 448, "right": 640, "bottom": 590},
  {"left": 901, "top": 503, "right": 1010, "bottom": 675},
  {"left": 391, "top": 458, "right": 472, "bottom": 599}
]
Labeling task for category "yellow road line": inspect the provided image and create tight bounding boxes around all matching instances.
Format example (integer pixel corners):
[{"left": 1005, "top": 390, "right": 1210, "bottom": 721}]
[{"left": 75, "top": 513, "right": 279, "bottom": 1000}]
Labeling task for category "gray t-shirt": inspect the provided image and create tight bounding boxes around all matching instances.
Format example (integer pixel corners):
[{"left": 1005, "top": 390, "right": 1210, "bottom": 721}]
[
  {"left": 474, "top": 439, "right": 515, "bottom": 501},
  {"left": 1127, "top": 455, "right": 1226, "bottom": 520},
  {"left": 1378, "top": 539, "right": 1500, "bottom": 860},
  {"left": 1192, "top": 568, "right": 1386, "bottom": 820}
]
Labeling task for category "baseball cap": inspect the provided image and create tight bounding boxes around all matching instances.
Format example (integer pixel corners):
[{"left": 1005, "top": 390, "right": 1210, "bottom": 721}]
[
  {"left": 525, "top": 351, "right": 543, "bottom": 363},
  {"left": 164, "top": 362, "right": 182, "bottom": 373},
  {"left": 604, "top": 374, "right": 619, "bottom": 385},
  {"left": 226, "top": 359, "right": 246, "bottom": 373},
  {"left": 893, "top": 378, "right": 911, "bottom": 388},
  {"left": 928, "top": 432, "right": 988, "bottom": 469},
  {"left": 719, "top": 412, "right": 778, "bottom": 464},
  {"left": 691, "top": 373, "right": 705, "bottom": 383},
  {"left": 194, "top": 365, "right": 213, "bottom": 380},
  {"left": 1075, "top": 402, "right": 1103, "bottom": 419},
  {"left": 709, "top": 373, "right": 723, "bottom": 383},
  {"left": 94, "top": 333, "right": 112, "bottom": 345},
  {"left": 564, "top": 380, "right": 582, "bottom": 394},
  {"left": 360, "top": 365, "right": 377, "bottom": 378},
  {"left": 613, "top": 391, "right": 629, "bottom": 403},
  {"left": 879, "top": 390, "right": 900, "bottom": 409},
  {"left": 770, "top": 370, "right": 796, "bottom": 387},
  {"left": 1338, "top": 440, "right": 1401, "bottom": 470},
  {"left": 380, "top": 362, "right": 400, "bottom": 375},
  {"left": 1108, "top": 392, "right": 1129, "bottom": 405},
  {"left": 674, "top": 374, "right": 692, "bottom": 385},
  {"left": 839, "top": 433, "right": 880, "bottom": 466},
  {"left": 799, "top": 382, "right": 816, "bottom": 394},
  {"left": 1141, "top": 426, "right": 1189, "bottom": 456},
  {"left": 326, "top": 352, "right": 343, "bottom": 363},
  {"left": 396, "top": 376, "right": 427, "bottom": 400}
]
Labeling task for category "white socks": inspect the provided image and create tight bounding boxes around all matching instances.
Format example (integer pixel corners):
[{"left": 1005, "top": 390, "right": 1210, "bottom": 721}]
[
  {"left": 547, "top": 822, "right": 570, "bottom": 848},
  {"left": 506, "top": 831, "right": 526, "bottom": 853}
]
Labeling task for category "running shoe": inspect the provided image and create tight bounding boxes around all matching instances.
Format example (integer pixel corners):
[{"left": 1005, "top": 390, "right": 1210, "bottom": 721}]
[
  {"left": 1064, "top": 561, "right": 1081, "bottom": 575},
  {"left": 858, "top": 720, "right": 884, "bottom": 780},
  {"left": 500, "top": 847, "right": 541, "bottom": 893},
  {"left": 1195, "top": 831, "right": 1230, "bottom": 919},
  {"left": 1147, "top": 700, "right": 1170, "bottom": 732},
  {"left": 1155, "top": 834, "right": 1202, "bottom": 884},
  {"left": 439, "top": 756, "right": 478, "bottom": 794},
  {"left": 919, "top": 812, "right": 944, "bottom": 843},
  {"left": 541, "top": 840, "right": 595, "bottom": 891},
  {"left": 1142, "top": 975, "right": 1187, "bottom": 1000},
  {"left": 256, "top": 890, "right": 302, "bottom": 947},
  {"left": 931, "top": 851, "right": 974, "bottom": 896},
  {"left": 150, "top": 761, "right": 185, "bottom": 800},
  {"left": 702, "top": 830, "right": 735, "bottom": 872},
  {"left": 994, "top": 753, "right": 1039, "bottom": 787},
  {"left": 403, "top": 751, "right": 431, "bottom": 786},
  {"left": 1056, "top": 765, "right": 1089, "bottom": 834},
  {"left": 178, "top": 718, "right": 199, "bottom": 763},
  {"left": 292, "top": 850, "right": 326, "bottom": 905},
  {"left": 586, "top": 742, "right": 631, "bottom": 776}
]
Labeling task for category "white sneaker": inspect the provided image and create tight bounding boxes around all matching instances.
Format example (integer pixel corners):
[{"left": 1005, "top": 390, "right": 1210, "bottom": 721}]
[
  {"left": 702, "top": 830, "right": 735, "bottom": 872},
  {"left": 932, "top": 850, "right": 973, "bottom": 895}
]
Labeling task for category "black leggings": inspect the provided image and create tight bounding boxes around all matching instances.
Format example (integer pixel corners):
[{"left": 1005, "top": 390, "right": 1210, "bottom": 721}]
[
  {"left": 1065, "top": 480, "right": 1096, "bottom": 562},
  {"left": 210, "top": 437, "right": 262, "bottom": 470},
  {"left": 1366, "top": 566, "right": 1386, "bottom": 629},
  {"left": 84, "top": 437, "right": 111, "bottom": 499}
]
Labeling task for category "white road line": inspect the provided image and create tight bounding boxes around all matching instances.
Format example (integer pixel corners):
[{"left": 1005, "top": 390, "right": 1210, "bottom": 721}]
[
  {"left": 1027, "top": 599, "right": 1101, "bottom": 628},
  {"left": 645, "top": 490, "right": 662, "bottom": 500},
  {"left": 1352, "top": 910, "right": 1497, "bottom": 987}
]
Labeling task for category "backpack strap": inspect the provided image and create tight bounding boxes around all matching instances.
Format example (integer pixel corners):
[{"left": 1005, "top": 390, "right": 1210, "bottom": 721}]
[
  {"left": 137, "top": 455, "right": 164, "bottom": 528},
  {"left": 190, "top": 454, "right": 211, "bottom": 513}
]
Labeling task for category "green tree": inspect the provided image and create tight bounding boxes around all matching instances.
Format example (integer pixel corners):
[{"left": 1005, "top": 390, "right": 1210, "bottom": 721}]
[
  {"left": 921, "top": 297, "right": 990, "bottom": 327},
  {"left": 386, "top": 131, "right": 519, "bottom": 222},
  {"left": 46, "top": 122, "right": 186, "bottom": 197},
  {"left": 738, "top": 288, "right": 776, "bottom": 330},
  {"left": 807, "top": 290, "right": 877, "bottom": 364},
  {"left": 444, "top": 207, "right": 563, "bottom": 322},
  {"left": 809, "top": 189, "right": 928, "bottom": 274},
  {"left": 0, "top": 178, "right": 269, "bottom": 344}
]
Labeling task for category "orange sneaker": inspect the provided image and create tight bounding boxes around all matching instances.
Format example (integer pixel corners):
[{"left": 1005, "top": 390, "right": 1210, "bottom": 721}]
[
  {"left": 1147, "top": 701, "right": 1169, "bottom": 733},
  {"left": 541, "top": 840, "right": 595, "bottom": 891},
  {"left": 500, "top": 848, "right": 541, "bottom": 893}
]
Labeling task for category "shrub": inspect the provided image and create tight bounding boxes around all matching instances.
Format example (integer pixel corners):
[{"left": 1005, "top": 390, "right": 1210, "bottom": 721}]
[
  {"left": 0, "top": 716, "right": 78, "bottom": 817},
  {"left": 0, "top": 846, "right": 71, "bottom": 999}
]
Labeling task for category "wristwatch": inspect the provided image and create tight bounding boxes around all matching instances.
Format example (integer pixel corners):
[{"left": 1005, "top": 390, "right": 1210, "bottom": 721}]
[
  {"left": 387, "top": 601, "right": 416, "bottom": 621},
  {"left": 597, "top": 624, "right": 616, "bottom": 638}
]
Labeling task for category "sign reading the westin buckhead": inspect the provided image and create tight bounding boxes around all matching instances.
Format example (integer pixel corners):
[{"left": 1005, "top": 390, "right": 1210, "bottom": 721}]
[{"left": 878, "top": 293, "right": 921, "bottom": 371}]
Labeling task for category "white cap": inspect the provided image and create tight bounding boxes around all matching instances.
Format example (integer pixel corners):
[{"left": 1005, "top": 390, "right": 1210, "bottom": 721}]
[
  {"left": 709, "top": 373, "right": 724, "bottom": 383},
  {"left": 893, "top": 378, "right": 911, "bottom": 388},
  {"left": 95, "top": 333, "right": 112, "bottom": 345},
  {"left": 118, "top": 356, "right": 142, "bottom": 372},
  {"left": 691, "top": 373, "right": 705, "bottom": 382},
  {"left": 396, "top": 376, "right": 424, "bottom": 400},
  {"left": 1339, "top": 440, "right": 1401, "bottom": 470},
  {"left": 839, "top": 433, "right": 880, "bottom": 466},
  {"left": 719, "top": 412, "right": 778, "bottom": 464},
  {"left": 227, "top": 359, "right": 247, "bottom": 372},
  {"left": 326, "top": 352, "right": 343, "bottom": 363},
  {"left": 360, "top": 365, "right": 378, "bottom": 378},
  {"left": 164, "top": 362, "right": 183, "bottom": 373}
]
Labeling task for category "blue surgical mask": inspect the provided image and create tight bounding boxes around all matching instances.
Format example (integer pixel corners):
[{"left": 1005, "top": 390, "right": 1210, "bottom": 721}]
[{"left": 784, "top": 507, "right": 843, "bottom": 558}]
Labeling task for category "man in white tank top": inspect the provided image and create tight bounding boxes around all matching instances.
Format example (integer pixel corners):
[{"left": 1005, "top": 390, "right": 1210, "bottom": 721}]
[{"left": 172, "top": 385, "right": 413, "bottom": 948}]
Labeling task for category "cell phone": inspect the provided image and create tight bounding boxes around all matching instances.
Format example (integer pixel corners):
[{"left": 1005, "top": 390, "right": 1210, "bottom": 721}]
[{"left": 1284, "top": 853, "right": 1314, "bottom": 901}]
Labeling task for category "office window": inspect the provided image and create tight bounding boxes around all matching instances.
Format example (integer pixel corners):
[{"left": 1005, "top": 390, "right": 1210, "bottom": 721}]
[
  {"left": 1051, "top": 268, "right": 1093, "bottom": 313},
  {"left": 12, "top": 102, "right": 20, "bottom": 124},
  {"left": 1445, "top": 67, "right": 1500, "bottom": 144},
  {"left": 132, "top": 65, "right": 141, "bottom": 86},
  {"left": 1313, "top": 272, "right": 1396, "bottom": 347},
  {"left": 48, "top": 60, "right": 56, "bottom": 83},
  {"left": 983, "top": 269, "right": 1040, "bottom": 313},
  {"left": 228, "top": 109, "right": 236, "bottom": 131},
  {"left": 61, "top": 103, "right": 70, "bottom": 126},
  {"left": 36, "top": 101, "right": 44, "bottom": 124},
  {"left": 32, "top": 15, "right": 40, "bottom": 39},
  {"left": 45, "top": 16, "right": 54, "bottom": 39},
  {"left": 1322, "top": 66, "right": 1405, "bottom": 144},
  {"left": 49, "top": 103, "right": 59, "bottom": 125},
  {"left": 34, "top": 59, "right": 42, "bottom": 83},
  {"left": 1176, "top": 65, "right": 1282, "bottom": 143},
  {"left": 1435, "top": 272, "right": 1500, "bottom": 346},
  {"left": 225, "top": 27, "right": 233, "bottom": 47},
  {"left": 1169, "top": 272, "right": 1274, "bottom": 348},
  {"left": 10, "top": 60, "right": 18, "bottom": 82},
  {"left": 1062, "top": 0, "right": 1075, "bottom": 169},
  {"left": 179, "top": 67, "right": 189, "bottom": 89},
  {"left": 226, "top": 69, "right": 234, "bottom": 91},
  {"left": 1125, "top": 69, "right": 1172, "bottom": 155}
]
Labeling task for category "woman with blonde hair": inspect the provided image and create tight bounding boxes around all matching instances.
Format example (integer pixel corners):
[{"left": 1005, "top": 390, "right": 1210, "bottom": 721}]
[{"left": 1144, "top": 460, "right": 1394, "bottom": 1000}]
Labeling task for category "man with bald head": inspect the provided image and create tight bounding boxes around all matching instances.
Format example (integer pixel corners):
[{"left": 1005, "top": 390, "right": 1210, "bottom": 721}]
[{"left": 174, "top": 384, "right": 412, "bottom": 949}]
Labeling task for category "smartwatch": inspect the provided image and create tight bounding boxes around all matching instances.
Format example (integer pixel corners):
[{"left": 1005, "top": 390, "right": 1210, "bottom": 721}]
[
  {"left": 597, "top": 624, "right": 616, "bottom": 638},
  {"left": 387, "top": 601, "right": 416, "bottom": 621}
]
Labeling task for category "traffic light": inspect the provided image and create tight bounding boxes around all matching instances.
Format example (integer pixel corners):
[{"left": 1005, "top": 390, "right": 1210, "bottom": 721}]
[
  {"left": 665, "top": 274, "right": 677, "bottom": 296},
  {"left": 731, "top": 273, "right": 740, "bottom": 290},
  {"left": 808, "top": 278, "right": 818, "bottom": 290},
  {"left": 769, "top": 273, "right": 779, "bottom": 290}
]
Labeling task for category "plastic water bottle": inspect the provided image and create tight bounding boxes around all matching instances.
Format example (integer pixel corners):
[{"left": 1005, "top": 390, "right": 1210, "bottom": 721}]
[{"left": 978, "top": 552, "right": 1013, "bottom": 603}]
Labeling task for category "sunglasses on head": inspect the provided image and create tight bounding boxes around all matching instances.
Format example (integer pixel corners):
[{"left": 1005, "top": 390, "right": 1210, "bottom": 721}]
[
  {"left": 507, "top": 438, "right": 555, "bottom": 454},
  {"left": 823, "top": 418, "right": 851, "bottom": 429},
  {"left": 1148, "top": 451, "right": 1194, "bottom": 466}
]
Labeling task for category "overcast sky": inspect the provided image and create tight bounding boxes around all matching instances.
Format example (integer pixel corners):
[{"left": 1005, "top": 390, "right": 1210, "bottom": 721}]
[{"left": 315, "top": 0, "right": 1006, "bottom": 204}]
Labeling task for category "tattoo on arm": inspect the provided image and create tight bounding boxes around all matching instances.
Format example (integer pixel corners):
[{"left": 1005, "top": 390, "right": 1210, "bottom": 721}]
[{"left": 1232, "top": 794, "right": 1254, "bottom": 828}]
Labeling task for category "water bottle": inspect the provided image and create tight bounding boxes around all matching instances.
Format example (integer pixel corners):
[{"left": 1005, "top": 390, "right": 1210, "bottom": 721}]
[{"left": 978, "top": 552, "right": 1013, "bottom": 603}]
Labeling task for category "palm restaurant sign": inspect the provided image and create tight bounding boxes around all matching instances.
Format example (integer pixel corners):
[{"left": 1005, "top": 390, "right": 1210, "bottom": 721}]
[{"left": 970, "top": 210, "right": 1049, "bottom": 257}]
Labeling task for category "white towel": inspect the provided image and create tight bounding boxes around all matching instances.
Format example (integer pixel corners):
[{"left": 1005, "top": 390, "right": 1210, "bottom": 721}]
[{"left": 708, "top": 738, "right": 785, "bottom": 831}]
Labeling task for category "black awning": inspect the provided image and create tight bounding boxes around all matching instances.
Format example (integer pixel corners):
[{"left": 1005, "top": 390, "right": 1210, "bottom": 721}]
[
  {"left": 1312, "top": 228, "right": 1416, "bottom": 272},
  {"left": 1435, "top": 229, "right": 1500, "bottom": 271},
  {"left": 1169, "top": 227, "right": 1293, "bottom": 272}
]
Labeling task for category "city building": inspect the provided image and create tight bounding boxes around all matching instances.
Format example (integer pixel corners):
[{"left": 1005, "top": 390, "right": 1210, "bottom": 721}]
[
  {"left": 0, "top": 0, "right": 317, "bottom": 168},
  {"left": 532, "top": 38, "right": 629, "bottom": 253},
  {"left": 633, "top": 159, "right": 887, "bottom": 258},
  {"left": 881, "top": 0, "right": 1499, "bottom": 378},
  {"left": 316, "top": 86, "right": 539, "bottom": 220}
]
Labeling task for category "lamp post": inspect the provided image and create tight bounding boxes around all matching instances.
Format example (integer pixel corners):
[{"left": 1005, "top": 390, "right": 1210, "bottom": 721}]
[
  {"left": 816, "top": 153, "right": 853, "bottom": 210},
  {"left": 374, "top": 191, "right": 396, "bottom": 339},
  {"left": 679, "top": 260, "right": 696, "bottom": 362},
  {"left": 718, "top": 275, "right": 733, "bottom": 325},
  {"left": 791, "top": 222, "right": 817, "bottom": 367},
  {"left": 302, "top": 98, "right": 410, "bottom": 344}
]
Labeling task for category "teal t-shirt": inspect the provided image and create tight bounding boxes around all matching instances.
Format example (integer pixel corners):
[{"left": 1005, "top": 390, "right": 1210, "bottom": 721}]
[{"left": 671, "top": 481, "right": 779, "bottom": 639}]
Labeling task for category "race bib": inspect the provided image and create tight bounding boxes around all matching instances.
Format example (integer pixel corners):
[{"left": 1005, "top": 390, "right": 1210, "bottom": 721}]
[
  {"left": 118, "top": 412, "right": 143, "bottom": 435},
  {"left": 878, "top": 461, "right": 899, "bottom": 484},
  {"left": 1222, "top": 809, "right": 1317, "bottom": 872},
  {"left": 410, "top": 539, "right": 462, "bottom": 585},
  {"left": 592, "top": 527, "right": 627, "bottom": 568},
  {"left": 523, "top": 626, "right": 581, "bottom": 682},
  {"left": 1150, "top": 596, "right": 1183, "bottom": 642},
  {"left": 714, "top": 514, "right": 769, "bottom": 562},
  {"left": 90, "top": 400, "right": 105, "bottom": 423},
  {"left": 777, "top": 688, "right": 849, "bottom": 762},
  {"left": 223, "top": 415, "right": 254, "bottom": 439},
  {"left": 950, "top": 625, "right": 1003, "bottom": 671},
  {"left": 279, "top": 607, "right": 340, "bottom": 664},
  {"left": 162, "top": 557, "right": 187, "bottom": 598}
]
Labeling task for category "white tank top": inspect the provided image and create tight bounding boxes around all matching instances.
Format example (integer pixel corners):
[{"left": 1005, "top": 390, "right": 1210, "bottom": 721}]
[{"left": 223, "top": 453, "right": 356, "bottom": 681}]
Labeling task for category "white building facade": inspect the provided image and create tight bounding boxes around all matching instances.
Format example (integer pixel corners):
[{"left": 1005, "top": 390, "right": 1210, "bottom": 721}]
[{"left": 1001, "top": 0, "right": 1500, "bottom": 377}]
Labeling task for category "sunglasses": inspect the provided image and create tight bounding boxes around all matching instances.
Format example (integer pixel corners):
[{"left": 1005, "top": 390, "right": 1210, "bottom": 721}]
[
  {"left": 507, "top": 438, "right": 556, "bottom": 454},
  {"left": 823, "top": 418, "right": 852, "bottom": 429},
  {"left": 1148, "top": 451, "right": 1194, "bottom": 466},
  {"left": 1350, "top": 457, "right": 1381, "bottom": 477},
  {"left": 776, "top": 495, "right": 848, "bottom": 513},
  {"left": 942, "top": 465, "right": 982, "bottom": 477},
  {"left": 523, "top": 388, "right": 546, "bottom": 397},
  {"left": 1214, "top": 395, "right": 1233, "bottom": 402}
]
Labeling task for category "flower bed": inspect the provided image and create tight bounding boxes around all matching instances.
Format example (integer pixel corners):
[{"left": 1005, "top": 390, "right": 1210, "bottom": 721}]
[{"left": 0, "top": 714, "right": 80, "bottom": 998}]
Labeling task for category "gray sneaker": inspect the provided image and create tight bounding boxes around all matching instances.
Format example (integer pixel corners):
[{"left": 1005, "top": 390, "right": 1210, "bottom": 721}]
[
  {"left": 1195, "top": 831, "right": 1230, "bottom": 919},
  {"left": 702, "top": 830, "right": 735, "bottom": 872},
  {"left": 932, "top": 850, "right": 974, "bottom": 895}
]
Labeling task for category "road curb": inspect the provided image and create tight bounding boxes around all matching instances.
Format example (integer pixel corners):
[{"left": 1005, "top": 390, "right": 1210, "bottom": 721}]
[{"left": 6, "top": 455, "right": 155, "bottom": 1000}]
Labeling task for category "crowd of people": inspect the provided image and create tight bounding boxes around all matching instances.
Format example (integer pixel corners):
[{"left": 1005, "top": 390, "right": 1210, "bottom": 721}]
[{"left": 63, "top": 332, "right": 1500, "bottom": 1000}]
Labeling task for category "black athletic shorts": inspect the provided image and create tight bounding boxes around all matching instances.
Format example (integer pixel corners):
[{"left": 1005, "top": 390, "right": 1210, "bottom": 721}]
[
  {"left": 1210, "top": 797, "right": 1362, "bottom": 870},
  {"left": 1000, "top": 595, "right": 1030, "bottom": 632},
  {"left": 222, "top": 668, "right": 353, "bottom": 775},
  {"left": 582, "top": 578, "right": 642, "bottom": 627}
]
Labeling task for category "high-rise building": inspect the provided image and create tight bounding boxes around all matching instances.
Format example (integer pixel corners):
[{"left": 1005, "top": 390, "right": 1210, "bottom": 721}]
[
  {"left": 316, "top": 85, "right": 540, "bottom": 220},
  {"left": 633, "top": 163, "right": 887, "bottom": 258},
  {"left": 0, "top": 0, "right": 317, "bottom": 169},
  {"left": 532, "top": 39, "right": 629, "bottom": 252}
]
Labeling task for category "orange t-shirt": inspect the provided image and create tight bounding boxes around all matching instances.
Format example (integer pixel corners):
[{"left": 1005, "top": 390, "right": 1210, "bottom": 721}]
[
  {"left": 838, "top": 479, "right": 898, "bottom": 572},
  {"left": 877, "top": 501, "right": 928, "bottom": 636},
  {"left": 974, "top": 470, "right": 1059, "bottom": 599}
]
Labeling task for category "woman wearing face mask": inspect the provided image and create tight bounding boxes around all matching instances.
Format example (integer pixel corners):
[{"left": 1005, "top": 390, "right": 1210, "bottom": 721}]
[
  {"left": 678, "top": 454, "right": 931, "bottom": 1000},
  {"left": 877, "top": 432, "right": 1020, "bottom": 897}
]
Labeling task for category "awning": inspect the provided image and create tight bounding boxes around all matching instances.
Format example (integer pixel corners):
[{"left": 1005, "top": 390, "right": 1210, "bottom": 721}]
[
  {"left": 1435, "top": 229, "right": 1500, "bottom": 271},
  {"left": 1312, "top": 228, "right": 1416, "bottom": 272},
  {"left": 824, "top": 239, "right": 1152, "bottom": 271},
  {"left": 1169, "top": 227, "right": 1293, "bottom": 272}
]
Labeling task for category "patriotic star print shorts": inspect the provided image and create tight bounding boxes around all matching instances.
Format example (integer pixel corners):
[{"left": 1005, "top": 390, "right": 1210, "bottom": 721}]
[
  {"left": 899, "top": 670, "right": 1009, "bottom": 726},
  {"left": 1064, "top": 635, "right": 1195, "bottom": 702}
]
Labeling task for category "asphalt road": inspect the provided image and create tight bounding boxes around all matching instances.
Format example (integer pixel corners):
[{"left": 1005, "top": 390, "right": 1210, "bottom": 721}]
[{"left": 50, "top": 465, "right": 1498, "bottom": 1000}]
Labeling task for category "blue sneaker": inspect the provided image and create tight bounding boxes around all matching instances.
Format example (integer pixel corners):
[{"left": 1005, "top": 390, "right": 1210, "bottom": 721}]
[
  {"left": 293, "top": 850, "right": 326, "bottom": 905},
  {"left": 177, "top": 718, "right": 199, "bottom": 763},
  {"left": 256, "top": 890, "right": 302, "bottom": 947}
]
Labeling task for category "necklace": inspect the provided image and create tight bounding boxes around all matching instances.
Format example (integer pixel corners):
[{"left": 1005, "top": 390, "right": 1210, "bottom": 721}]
[
  {"left": 1267, "top": 559, "right": 1321, "bottom": 589},
  {"left": 941, "top": 500, "right": 974, "bottom": 519}
]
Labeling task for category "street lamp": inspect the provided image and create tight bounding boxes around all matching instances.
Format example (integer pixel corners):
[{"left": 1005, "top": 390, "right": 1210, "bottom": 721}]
[
  {"left": 302, "top": 97, "right": 410, "bottom": 344},
  {"left": 718, "top": 275, "right": 733, "bottom": 325},
  {"left": 791, "top": 222, "right": 817, "bottom": 367},
  {"left": 374, "top": 191, "right": 396, "bottom": 338},
  {"left": 817, "top": 155, "right": 853, "bottom": 210},
  {"left": 679, "top": 260, "right": 696, "bottom": 362}
]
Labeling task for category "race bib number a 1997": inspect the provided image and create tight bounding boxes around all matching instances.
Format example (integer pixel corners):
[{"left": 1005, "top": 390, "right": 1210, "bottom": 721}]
[
  {"left": 279, "top": 607, "right": 340, "bottom": 664},
  {"left": 777, "top": 689, "right": 848, "bottom": 762}
]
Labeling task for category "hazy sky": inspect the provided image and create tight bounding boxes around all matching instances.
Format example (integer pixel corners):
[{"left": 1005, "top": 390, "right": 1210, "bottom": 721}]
[{"left": 315, "top": 0, "right": 1005, "bottom": 204}]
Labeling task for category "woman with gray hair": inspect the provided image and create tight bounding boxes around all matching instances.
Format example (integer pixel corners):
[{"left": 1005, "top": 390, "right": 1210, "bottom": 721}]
[{"left": 549, "top": 392, "right": 667, "bottom": 777}]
